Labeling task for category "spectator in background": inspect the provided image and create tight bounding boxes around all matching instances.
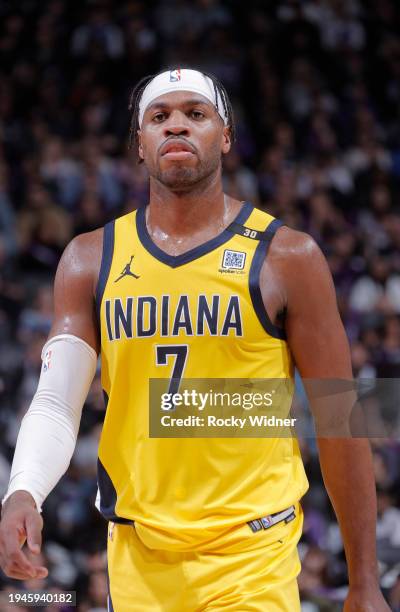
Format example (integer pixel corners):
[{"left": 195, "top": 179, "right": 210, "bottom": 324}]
[
  {"left": 222, "top": 148, "right": 260, "bottom": 204},
  {"left": 376, "top": 483, "right": 400, "bottom": 608},
  {"left": 349, "top": 255, "right": 400, "bottom": 315},
  {"left": 39, "top": 137, "right": 82, "bottom": 211},
  {"left": 71, "top": 3, "right": 124, "bottom": 60},
  {"left": 0, "top": 163, "right": 17, "bottom": 264}
]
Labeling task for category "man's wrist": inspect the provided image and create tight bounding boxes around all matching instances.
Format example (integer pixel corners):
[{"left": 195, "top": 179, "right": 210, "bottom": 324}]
[
  {"left": 348, "top": 571, "right": 380, "bottom": 591},
  {"left": 1, "top": 490, "right": 38, "bottom": 516}
]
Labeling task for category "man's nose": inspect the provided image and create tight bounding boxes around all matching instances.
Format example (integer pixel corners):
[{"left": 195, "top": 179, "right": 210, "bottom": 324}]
[{"left": 163, "top": 110, "right": 190, "bottom": 136}]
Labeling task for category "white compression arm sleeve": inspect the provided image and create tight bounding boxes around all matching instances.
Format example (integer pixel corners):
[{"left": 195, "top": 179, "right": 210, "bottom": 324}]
[{"left": 2, "top": 334, "right": 97, "bottom": 512}]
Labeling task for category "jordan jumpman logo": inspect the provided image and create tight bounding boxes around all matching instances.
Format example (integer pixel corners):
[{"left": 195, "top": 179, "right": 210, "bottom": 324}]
[{"left": 114, "top": 255, "right": 140, "bottom": 282}]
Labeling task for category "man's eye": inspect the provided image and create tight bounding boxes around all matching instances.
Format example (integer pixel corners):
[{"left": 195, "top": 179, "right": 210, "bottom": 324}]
[
  {"left": 191, "top": 110, "right": 205, "bottom": 119},
  {"left": 153, "top": 113, "right": 166, "bottom": 122}
]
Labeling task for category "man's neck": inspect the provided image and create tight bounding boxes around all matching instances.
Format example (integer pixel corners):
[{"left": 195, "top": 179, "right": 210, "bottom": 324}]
[{"left": 147, "top": 174, "right": 238, "bottom": 238}]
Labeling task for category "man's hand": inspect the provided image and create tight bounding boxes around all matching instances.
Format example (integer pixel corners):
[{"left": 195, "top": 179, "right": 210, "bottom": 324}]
[
  {"left": 344, "top": 586, "right": 391, "bottom": 611},
  {"left": 0, "top": 491, "right": 48, "bottom": 580}
]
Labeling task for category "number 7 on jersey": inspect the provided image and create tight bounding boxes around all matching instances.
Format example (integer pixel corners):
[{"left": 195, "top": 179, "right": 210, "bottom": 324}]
[{"left": 155, "top": 345, "right": 189, "bottom": 396}]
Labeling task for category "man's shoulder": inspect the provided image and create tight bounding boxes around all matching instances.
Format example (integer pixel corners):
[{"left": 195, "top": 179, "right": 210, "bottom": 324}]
[
  {"left": 268, "top": 225, "right": 322, "bottom": 267},
  {"left": 70, "top": 227, "right": 104, "bottom": 251},
  {"left": 58, "top": 228, "right": 104, "bottom": 283},
  {"left": 264, "top": 224, "right": 333, "bottom": 302},
  {"left": 65, "top": 227, "right": 104, "bottom": 261},
  {"left": 257, "top": 223, "right": 332, "bottom": 334}
]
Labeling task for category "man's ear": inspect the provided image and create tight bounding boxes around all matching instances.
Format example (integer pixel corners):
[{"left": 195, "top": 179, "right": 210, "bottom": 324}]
[
  {"left": 137, "top": 130, "right": 144, "bottom": 160},
  {"left": 221, "top": 126, "right": 231, "bottom": 155}
]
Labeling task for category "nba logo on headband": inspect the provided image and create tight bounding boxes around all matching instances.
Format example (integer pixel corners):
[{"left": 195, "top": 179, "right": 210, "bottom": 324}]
[
  {"left": 138, "top": 68, "right": 229, "bottom": 127},
  {"left": 169, "top": 69, "right": 181, "bottom": 82}
]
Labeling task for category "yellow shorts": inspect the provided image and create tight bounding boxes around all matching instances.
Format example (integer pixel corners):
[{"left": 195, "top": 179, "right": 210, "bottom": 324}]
[{"left": 107, "top": 503, "right": 303, "bottom": 611}]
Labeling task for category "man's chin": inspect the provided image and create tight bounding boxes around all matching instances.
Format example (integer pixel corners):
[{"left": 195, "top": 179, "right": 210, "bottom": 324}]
[{"left": 157, "top": 167, "right": 201, "bottom": 190}]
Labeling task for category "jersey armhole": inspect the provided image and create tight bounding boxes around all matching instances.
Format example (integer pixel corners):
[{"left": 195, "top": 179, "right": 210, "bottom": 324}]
[
  {"left": 95, "top": 220, "right": 115, "bottom": 327},
  {"left": 249, "top": 218, "right": 287, "bottom": 340}
]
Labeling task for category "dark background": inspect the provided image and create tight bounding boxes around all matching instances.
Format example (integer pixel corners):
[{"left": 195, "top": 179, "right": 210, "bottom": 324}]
[{"left": 0, "top": 1, "right": 399, "bottom": 610}]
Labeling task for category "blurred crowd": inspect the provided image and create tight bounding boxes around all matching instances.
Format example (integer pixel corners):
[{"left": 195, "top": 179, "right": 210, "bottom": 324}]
[{"left": 0, "top": 0, "right": 400, "bottom": 610}]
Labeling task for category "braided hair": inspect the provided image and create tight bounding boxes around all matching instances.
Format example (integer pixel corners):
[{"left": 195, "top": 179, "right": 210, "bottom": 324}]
[{"left": 128, "top": 67, "right": 235, "bottom": 150}]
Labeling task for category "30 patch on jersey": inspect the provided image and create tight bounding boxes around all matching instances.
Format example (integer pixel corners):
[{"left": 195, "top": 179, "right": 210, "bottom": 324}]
[{"left": 221, "top": 249, "right": 246, "bottom": 271}]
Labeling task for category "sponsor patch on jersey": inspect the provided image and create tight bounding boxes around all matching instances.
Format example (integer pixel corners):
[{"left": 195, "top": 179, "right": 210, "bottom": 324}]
[
  {"left": 221, "top": 249, "right": 246, "bottom": 271},
  {"left": 169, "top": 69, "right": 181, "bottom": 82},
  {"left": 43, "top": 349, "right": 52, "bottom": 372}
]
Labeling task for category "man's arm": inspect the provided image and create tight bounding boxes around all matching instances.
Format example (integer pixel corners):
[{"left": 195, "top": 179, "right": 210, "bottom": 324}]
[
  {"left": 265, "top": 227, "right": 389, "bottom": 611},
  {"left": 0, "top": 230, "right": 102, "bottom": 581},
  {"left": 49, "top": 229, "right": 102, "bottom": 348}
]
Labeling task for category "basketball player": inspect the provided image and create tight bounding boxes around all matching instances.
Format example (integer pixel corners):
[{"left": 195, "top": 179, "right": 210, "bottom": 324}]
[{"left": 0, "top": 69, "right": 390, "bottom": 611}]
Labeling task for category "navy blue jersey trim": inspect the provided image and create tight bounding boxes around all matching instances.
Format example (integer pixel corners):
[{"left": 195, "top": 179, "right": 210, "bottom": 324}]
[
  {"left": 249, "top": 218, "right": 287, "bottom": 340},
  {"left": 97, "top": 457, "right": 134, "bottom": 525},
  {"left": 95, "top": 220, "right": 115, "bottom": 327},
  {"left": 97, "top": 388, "right": 134, "bottom": 525},
  {"left": 227, "top": 221, "right": 279, "bottom": 242},
  {"left": 106, "top": 564, "right": 114, "bottom": 612},
  {"left": 136, "top": 201, "right": 253, "bottom": 268}
]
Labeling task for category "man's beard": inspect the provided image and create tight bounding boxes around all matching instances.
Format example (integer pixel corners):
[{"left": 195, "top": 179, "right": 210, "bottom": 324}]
[{"left": 152, "top": 154, "right": 220, "bottom": 192}]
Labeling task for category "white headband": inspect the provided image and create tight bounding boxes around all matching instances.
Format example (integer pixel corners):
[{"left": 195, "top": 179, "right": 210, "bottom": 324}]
[{"left": 138, "top": 69, "right": 228, "bottom": 127}]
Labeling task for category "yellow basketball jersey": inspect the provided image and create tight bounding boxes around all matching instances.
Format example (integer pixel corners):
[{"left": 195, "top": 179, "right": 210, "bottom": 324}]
[{"left": 95, "top": 201, "right": 308, "bottom": 550}]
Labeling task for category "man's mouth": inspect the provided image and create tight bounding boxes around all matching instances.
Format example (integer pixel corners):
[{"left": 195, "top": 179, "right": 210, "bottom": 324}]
[{"left": 160, "top": 140, "right": 196, "bottom": 160}]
